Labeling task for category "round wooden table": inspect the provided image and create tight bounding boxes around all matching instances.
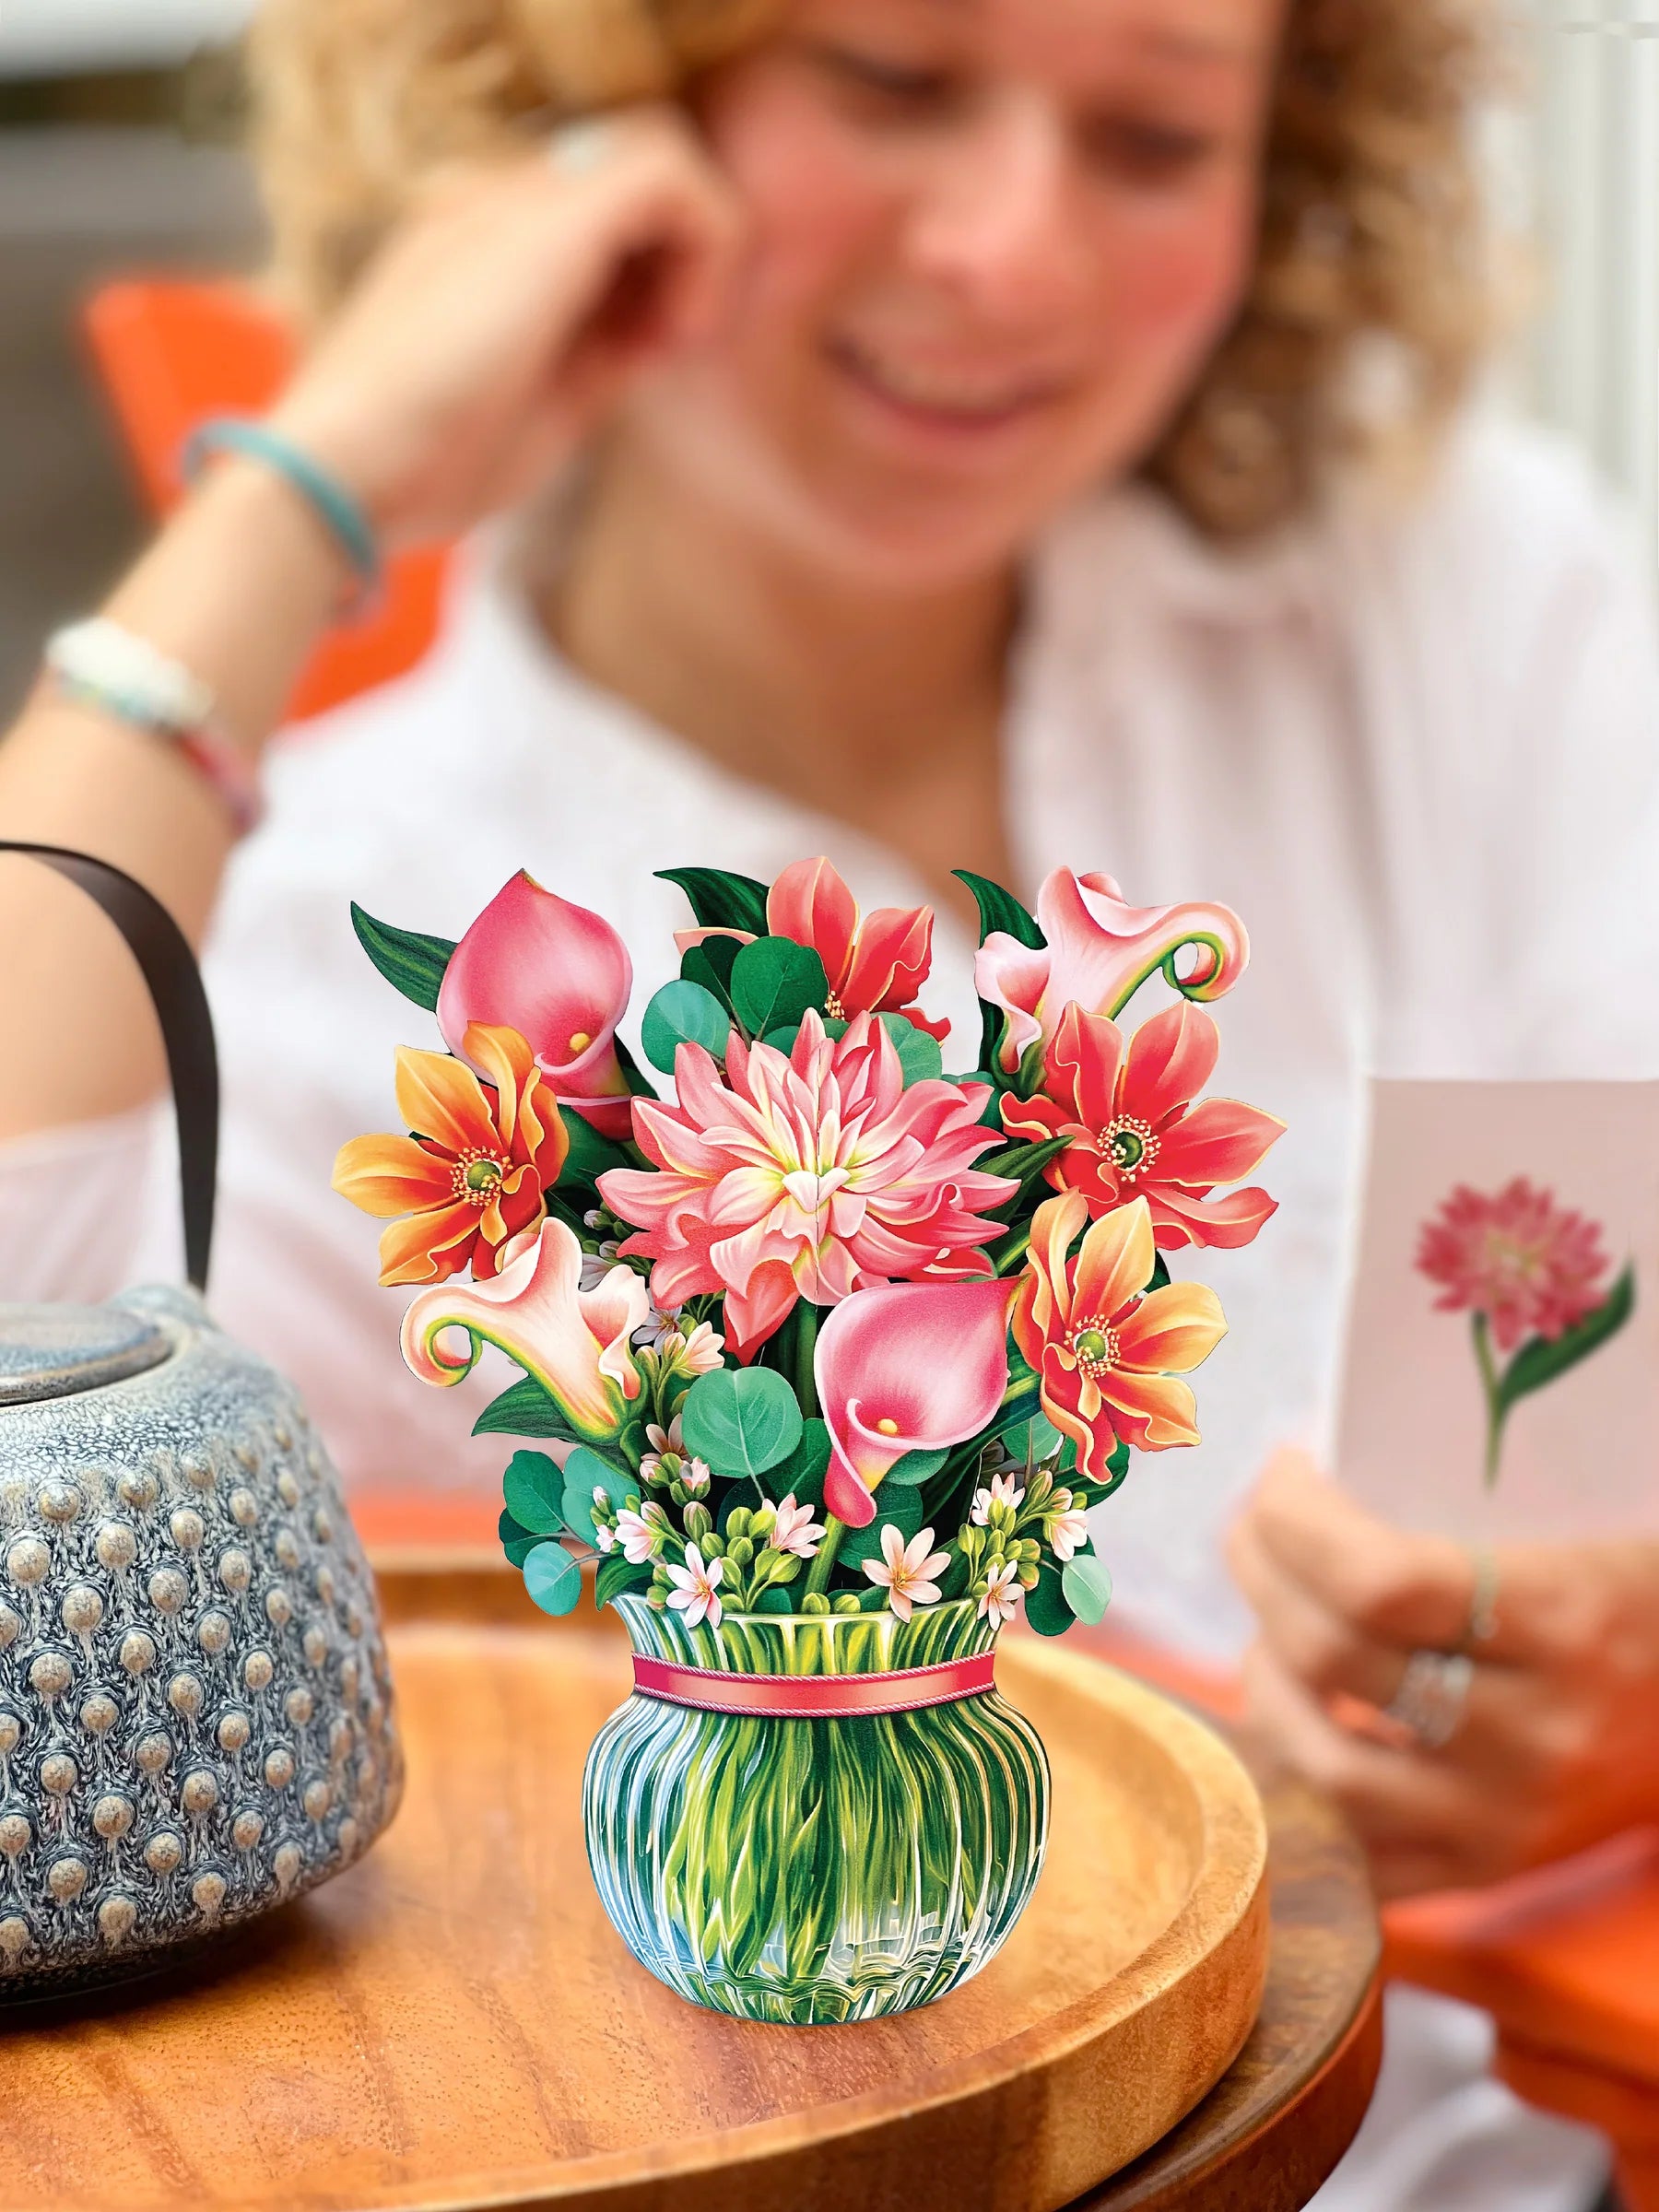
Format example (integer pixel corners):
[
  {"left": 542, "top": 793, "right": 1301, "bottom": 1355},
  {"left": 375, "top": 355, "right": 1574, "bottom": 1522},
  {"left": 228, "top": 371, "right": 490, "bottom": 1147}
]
[{"left": 1, "top": 1565, "right": 1380, "bottom": 2210}]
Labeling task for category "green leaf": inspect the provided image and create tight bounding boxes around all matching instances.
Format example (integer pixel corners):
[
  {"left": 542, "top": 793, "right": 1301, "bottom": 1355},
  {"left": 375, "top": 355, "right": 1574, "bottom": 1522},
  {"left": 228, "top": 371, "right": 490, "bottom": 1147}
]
[
  {"left": 560, "top": 1442, "right": 635, "bottom": 1546},
  {"left": 349, "top": 902, "right": 455, "bottom": 1013},
  {"left": 767, "top": 1418, "right": 831, "bottom": 1511},
  {"left": 522, "top": 1540, "right": 582, "bottom": 1617},
  {"left": 731, "top": 938, "right": 829, "bottom": 1039},
  {"left": 877, "top": 1014, "right": 943, "bottom": 1086},
  {"left": 472, "top": 1375, "right": 579, "bottom": 1441},
  {"left": 979, "top": 1134, "right": 1072, "bottom": 1192},
  {"left": 837, "top": 1489, "right": 925, "bottom": 1570},
  {"left": 753, "top": 1583, "right": 798, "bottom": 1615},
  {"left": 1148, "top": 1253, "right": 1171, "bottom": 1293},
  {"left": 1496, "top": 1264, "right": 1637, "bottom": 1418},
  {"left": 1062, "top": 1550, "right": 1112, "bottom": 1625},
  {"left": 502, "top": 1450, "right": 565, "bottom": 1535},
  {"left": 498, "top": 1507, "right": 541, "bottom": 1568},
  {"left": 681, "top": 935, "right": 741, "bottom": 1013},
  {"left": 882, "top": 1447, "right": 947, "bottom": 1488},
  {"left": 952, "top": 871, "right": 1044, "bottom": 951},
  {"left": 1024, "top": 1562, "right": 1077, "bottom": 1638},
  {"left": 555, "top": 1112, "right": 634, "bottom": 1191},
  {"left": 640, "top": 980, "right": 732, "bottom": 1074},
  {"left": 679, "top": 1366, "right": 804, "bottom": 1478},
  {"left": 656, "top": 865, "right": 771, "bottom": 938},
  {"left": 594, "top": 1552, "right": 650, "bottom": 1609},
  {"left": 612, "top": 1036, "right": 655, "bottom": 1099}
]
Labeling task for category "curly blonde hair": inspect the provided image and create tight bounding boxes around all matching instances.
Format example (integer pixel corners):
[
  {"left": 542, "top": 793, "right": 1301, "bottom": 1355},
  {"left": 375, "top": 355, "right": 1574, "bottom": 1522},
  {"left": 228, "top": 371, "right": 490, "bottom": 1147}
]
[{"left": 250, "top": 0, "right": 1501, "bottom": 539}]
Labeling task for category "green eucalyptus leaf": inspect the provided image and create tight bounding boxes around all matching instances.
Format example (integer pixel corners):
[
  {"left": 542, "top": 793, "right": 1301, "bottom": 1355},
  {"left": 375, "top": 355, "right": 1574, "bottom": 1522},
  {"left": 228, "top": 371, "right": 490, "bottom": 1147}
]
[
  {"left": 681, "top": 935, "right": 741, "bottom": 1012},
  {"left": 679, "top": 1365, "right": 804, "bottom": 1478},
  {"left": 472, "top": 1375, "right": 579, "bottom": 1441},
  {"left": 1061, "top": 1550, "right": 1113, "bottom": 1626},
  {"left": 731, "top": 937, "right": 829, "bottom": 1038},
  {"left": 498, "top": 1507, "right": 541, "bottom": 1568},
  {"left": 560, "top": 1443, "right": 634, "bottom": 1545},
  {"left": 656, "top": 865, "right": 771, "bottom": 937},
  {"left": 1496, "top": 1264, "right": 1636, "bottom": 1417},
  {"left": 641, "top": 980, "right": 732, "bottom": 1074},
  {"left": 349, "top": 902, "right": 455, "bottom": 1013},
  {"left": 522, "top": 1540, "right": 582, "bottom": 1618},
  {"left": 877, "top": 1013, "right": 944, "bottom": 1086},
  {"left": 837, "top": 1489, "right": 925, "bottom": 1570},
  {"left": 501, "top": 1450, "right": 565, "bottom": 1535},
  {"left": 767, "top": 1418, "right": 831, "bottom": 1510},
  {"left": 882, "top": 1447, "right": 947, "bottom": 1488},
  {"left": 1024, "top": 1561, "right": 1077, "bottom": 1638}
]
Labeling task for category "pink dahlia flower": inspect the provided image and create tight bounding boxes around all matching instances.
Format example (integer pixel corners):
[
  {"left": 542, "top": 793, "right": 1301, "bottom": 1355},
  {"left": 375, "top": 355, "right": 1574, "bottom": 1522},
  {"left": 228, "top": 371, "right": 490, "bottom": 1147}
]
[
  {"left": 975, "top": 868, "right": 1249, "bottom": 1075},
  {"left": 1416, "top": 1179, "right": 1610, "bottom": 1354},
  {"left": 597, "top": 1011, "right": 1018, "bottom": 1358}
]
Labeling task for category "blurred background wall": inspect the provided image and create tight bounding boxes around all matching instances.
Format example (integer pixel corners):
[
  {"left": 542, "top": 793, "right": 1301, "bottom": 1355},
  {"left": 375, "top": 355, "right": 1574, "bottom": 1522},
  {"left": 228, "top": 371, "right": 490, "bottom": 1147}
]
[{"left": 1, "top": 0, "right": 1655, "bottom": 721}]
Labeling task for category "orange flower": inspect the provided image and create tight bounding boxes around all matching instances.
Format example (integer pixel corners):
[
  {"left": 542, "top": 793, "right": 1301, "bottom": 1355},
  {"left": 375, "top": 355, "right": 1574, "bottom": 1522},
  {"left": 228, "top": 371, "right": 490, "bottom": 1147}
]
[
  {"left": 1010, "top": 1193, "right": 1226, "bottom": 1482},
  {"left": 333, "top": 1023, "right": 568, "bottom": 1288}
]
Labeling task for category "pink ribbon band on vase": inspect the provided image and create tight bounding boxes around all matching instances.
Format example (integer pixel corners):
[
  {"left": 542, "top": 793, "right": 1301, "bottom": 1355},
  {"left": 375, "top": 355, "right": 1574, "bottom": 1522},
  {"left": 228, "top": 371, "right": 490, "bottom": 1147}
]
[{"left": 630, "top": 1652, "right": 997, "bottom": 1718}]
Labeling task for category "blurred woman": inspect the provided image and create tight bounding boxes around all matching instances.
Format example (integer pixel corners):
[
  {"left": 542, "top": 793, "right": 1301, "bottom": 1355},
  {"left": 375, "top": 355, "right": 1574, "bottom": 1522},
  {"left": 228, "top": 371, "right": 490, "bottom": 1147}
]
[{"left": 1, "top": 0, "right": 1654, "bottom": 2200}]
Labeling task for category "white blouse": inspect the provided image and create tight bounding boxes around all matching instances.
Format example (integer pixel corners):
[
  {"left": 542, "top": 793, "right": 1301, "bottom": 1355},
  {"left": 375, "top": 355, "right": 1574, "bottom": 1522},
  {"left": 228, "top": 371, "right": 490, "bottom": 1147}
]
[{"left": 5, "top": 415, "right": 1651, "bottom": 2209}]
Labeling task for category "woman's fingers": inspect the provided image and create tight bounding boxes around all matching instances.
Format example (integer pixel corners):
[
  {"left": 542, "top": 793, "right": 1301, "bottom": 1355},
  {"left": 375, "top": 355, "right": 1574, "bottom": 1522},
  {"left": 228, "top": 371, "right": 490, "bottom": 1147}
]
[{"left": 1226, "top": 1514, "right": 1407, "bottom": 1707}]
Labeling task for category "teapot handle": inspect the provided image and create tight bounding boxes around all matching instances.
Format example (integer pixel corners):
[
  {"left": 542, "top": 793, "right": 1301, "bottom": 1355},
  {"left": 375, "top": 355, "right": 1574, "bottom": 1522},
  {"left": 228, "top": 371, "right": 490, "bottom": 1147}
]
[{"left": 0, "top": 843, "right": 218, "bottom": 1292}]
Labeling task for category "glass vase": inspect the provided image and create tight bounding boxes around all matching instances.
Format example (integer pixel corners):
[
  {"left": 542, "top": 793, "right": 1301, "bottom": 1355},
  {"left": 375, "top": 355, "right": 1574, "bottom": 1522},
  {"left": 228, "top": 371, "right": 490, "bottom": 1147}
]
[{"left": 583, "top": 1594, "right": 1050, "bottom": 2024}]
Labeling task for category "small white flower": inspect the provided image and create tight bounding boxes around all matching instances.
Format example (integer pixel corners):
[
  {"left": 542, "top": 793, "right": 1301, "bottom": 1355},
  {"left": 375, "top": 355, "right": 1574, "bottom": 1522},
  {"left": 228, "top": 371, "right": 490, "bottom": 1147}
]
[
  {"left": 633, "top": 1305, "right": 688, "bottom": 1355},
  {"left": 1047, "top": 1508, "right": 1089, "bottom": 1563},
  {"left": 579, "top": 1239, "right": 621, "bottom": 1292},
  {"left": 861, "top": 1525, "right": 951, "bottom": 1624},
  {"left": 679, "top": 1457, "right": 712, "bottom": 1497},
  {"left": 970, "top": 1471, "right": 1026, "bottom": 1526},
  {"left": 673, "top": 1321, "right": 726, "bottom": 1377},
  {"left": 665, "top": 1544, "right": 724, "bottom": 1630},
  {"left": 978, "top": 1559, "right": 1024, "bottom": 1627},
  {"left": 582, "top": 1208, "right": 606, "bottom": 1230},
  {"left": 592, "top": 1522, "right": 617, "bottom": 1556},
  {"left": 646, "top": 1417, "right": 684, "bottom": 1457},
  {"left": 765, "top": 1493, "right": 826, "bottom": 1559},
  {"left": 615, "top": 1508, "right": 659, "bottom": 1565}
]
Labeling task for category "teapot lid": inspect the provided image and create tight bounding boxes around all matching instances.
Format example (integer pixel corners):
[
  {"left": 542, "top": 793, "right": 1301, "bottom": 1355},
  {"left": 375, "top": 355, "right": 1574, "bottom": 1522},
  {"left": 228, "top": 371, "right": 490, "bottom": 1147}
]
[{"left": 0, "top": 1303, "right": 172, "bottom": 1406}]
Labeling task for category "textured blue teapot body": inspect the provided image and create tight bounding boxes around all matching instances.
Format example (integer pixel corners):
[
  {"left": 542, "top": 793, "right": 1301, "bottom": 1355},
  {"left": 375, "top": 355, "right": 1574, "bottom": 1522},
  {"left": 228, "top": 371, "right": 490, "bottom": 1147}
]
[{"left": 0, "top": 845, "right": 401, "bottom": 1996}]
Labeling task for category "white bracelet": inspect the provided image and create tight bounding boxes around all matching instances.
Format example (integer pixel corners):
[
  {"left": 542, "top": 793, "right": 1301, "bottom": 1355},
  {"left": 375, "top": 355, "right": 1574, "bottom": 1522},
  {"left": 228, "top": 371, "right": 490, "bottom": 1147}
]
[{"left": 42, "top": 618, "right": 264, "bottom": 838}]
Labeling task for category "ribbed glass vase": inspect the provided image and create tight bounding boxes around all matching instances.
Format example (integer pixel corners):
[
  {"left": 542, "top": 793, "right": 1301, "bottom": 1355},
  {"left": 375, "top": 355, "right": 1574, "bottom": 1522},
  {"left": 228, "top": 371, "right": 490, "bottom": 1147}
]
[{"left": 583, "top": 1594, "right": 1050, "bottom": 2024}]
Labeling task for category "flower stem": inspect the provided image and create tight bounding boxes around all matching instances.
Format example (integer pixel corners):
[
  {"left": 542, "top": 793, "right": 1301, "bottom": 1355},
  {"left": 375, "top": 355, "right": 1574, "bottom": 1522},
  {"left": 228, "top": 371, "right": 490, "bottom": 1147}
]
[
  {"left": 1472, "top": 1312, "right": 1506, "bottom": 1489},
  {"left": 805, "top": 1514, "right": 846, "bottom": 1597},
  {"left": 794, "top": 1300, "right": 820, "bottom": 1418}
]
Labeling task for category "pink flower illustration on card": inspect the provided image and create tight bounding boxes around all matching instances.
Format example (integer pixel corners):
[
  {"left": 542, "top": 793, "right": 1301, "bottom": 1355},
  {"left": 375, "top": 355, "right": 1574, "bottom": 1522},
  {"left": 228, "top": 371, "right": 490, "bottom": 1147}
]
[{"left": 1415, "top": 1178, "right": 1634, "bottom": 1487}]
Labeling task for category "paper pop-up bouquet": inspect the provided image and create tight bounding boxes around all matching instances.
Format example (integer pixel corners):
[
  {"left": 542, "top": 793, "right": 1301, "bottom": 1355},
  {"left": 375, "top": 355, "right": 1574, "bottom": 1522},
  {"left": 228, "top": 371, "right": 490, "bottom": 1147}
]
[{"left": 335, "top": 857, "right": 1281, "bottom": 2021}]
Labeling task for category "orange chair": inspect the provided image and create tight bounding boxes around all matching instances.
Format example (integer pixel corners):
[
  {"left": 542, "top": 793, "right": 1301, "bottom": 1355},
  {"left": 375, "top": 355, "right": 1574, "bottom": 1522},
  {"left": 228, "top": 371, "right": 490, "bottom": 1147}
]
[
  {"left": 81, "top": 278, "right": 453, "bottom": 724},
  {"left": 82, "top": 273, "right": 1659, "bottom": 2190}
]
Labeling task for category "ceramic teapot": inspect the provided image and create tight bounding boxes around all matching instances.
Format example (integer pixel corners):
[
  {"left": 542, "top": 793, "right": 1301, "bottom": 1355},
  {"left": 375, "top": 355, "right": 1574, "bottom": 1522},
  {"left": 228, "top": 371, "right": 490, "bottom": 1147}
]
[{"left": 0, "top": 844, "right": 402, "bottom": 1996}]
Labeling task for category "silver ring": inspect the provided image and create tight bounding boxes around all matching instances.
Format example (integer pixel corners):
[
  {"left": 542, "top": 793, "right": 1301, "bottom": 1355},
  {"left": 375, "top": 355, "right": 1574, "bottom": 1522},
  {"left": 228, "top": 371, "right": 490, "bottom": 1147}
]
[
  {"left": 1384, "top": 1650, "right": 1475, "bottom": 1750},
  {"left": 547, "top": 118, "right": 614, "bottom": 176}
]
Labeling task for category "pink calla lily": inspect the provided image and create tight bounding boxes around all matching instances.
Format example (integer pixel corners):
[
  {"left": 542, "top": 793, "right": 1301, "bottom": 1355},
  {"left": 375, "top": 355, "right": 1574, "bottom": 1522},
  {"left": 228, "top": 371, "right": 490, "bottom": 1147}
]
[
  {"left": 816, "top": 1277, "right": 1014, "bottom": 1527},
  {"left": 400, "top": 1217, "right": 650, "bottom": 1439},
  {"left": 975, "top": 868, "right": 1250, "bottom": 1075},
  {"left": 439, "top": 871, "right": 634, "bottom": 1136}
]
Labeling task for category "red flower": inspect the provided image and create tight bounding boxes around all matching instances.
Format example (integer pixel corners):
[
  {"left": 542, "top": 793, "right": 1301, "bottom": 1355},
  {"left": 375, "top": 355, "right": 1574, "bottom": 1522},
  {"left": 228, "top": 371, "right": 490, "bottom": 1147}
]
[
  {"left": 1416, "top": 1179, "right": 1610, "bottom": 1354},
  {"left": 1001, "top": 1001, "right": 1282, "bottom": 1250},
  {"left": 768, "top": 856, "right": 948, "bottom": 1041}
]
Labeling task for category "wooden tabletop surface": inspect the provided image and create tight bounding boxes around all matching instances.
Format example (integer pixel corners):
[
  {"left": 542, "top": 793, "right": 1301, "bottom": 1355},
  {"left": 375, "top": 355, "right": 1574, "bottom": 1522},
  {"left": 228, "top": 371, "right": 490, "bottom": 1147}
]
[{"left": 0, "top": 1562, "right": 1380, "bottom": 2211}]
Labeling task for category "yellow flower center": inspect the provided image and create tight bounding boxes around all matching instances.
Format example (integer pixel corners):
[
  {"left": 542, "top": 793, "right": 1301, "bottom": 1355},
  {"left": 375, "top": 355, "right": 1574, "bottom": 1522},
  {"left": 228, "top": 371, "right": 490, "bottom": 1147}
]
[
  {"left": 455, "top": 1151, "right": 506, "bottom": 1205},
  {"left": 824, "top": 990, "right": 847, "bottom": 1021},
  {"left": 569, "top": 1030, "right": 593, "bottom": 1053},
  {"left": 1099, "top": 1116, "right": 1158, "bottom": 1179},
  {"left": 876, "top": 1417, "right": 900, "bottom": 1436},
  {"left": 1070, "top": 1320, "right": 1120, "bottom": 1377}
]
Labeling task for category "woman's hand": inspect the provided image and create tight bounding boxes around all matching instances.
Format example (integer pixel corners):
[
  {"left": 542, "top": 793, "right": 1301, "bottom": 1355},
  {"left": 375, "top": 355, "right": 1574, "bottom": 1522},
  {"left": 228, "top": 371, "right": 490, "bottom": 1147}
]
[
  {"left": 269, "top": 106, "right": 746, "bottom": 546},
  {"left": 1228, "top": 1450, "right": 1659, "bottom": 1899}
]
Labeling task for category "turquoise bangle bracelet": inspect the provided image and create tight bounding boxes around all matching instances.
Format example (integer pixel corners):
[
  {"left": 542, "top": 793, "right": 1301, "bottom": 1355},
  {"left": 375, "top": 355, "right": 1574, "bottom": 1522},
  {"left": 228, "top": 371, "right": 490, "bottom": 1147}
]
[{"left": 182, "top": 416, "right": 382, "bottom": 601}]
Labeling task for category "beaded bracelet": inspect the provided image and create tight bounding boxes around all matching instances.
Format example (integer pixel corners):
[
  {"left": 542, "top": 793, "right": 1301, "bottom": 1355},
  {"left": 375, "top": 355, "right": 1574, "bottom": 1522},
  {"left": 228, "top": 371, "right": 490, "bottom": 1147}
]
[
  {"left": 182, "top": 417, "right": 382, "bottom": 611},
  {"left": 43, "top": 618, "right": 265, "bottom": 839}
]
